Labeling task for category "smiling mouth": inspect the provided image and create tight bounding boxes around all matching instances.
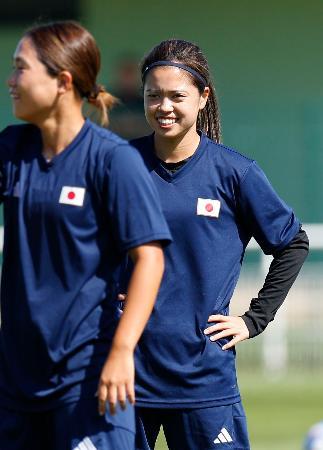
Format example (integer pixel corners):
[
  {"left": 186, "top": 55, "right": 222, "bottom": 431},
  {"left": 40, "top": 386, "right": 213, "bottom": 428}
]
[
  {"left": 157, "top": 118, "right": 177, "bottom": 126},
  {"left": 10, "top": 93, "right": 20, "bottom": 100}
]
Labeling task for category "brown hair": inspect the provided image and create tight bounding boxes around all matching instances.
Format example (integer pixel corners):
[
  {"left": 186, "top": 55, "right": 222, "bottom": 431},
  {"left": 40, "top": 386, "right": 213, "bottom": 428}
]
[
  {"left": 141, "top": 39, "right": 221, "bottom": 143},
  {"left": 24, "top": 21, "right": 117, "bottom": 126}
]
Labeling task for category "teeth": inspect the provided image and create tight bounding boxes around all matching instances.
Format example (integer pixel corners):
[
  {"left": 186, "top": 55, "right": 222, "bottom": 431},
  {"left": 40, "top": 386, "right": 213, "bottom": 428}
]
[{"left": 158, "top": 118, "right": 176, "bottom": 125}]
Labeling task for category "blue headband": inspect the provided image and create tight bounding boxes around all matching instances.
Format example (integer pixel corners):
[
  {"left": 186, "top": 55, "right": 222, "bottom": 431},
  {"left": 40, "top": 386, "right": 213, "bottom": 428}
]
[{"left": 142, "top": 61, "right": 207, "bottom": 88}]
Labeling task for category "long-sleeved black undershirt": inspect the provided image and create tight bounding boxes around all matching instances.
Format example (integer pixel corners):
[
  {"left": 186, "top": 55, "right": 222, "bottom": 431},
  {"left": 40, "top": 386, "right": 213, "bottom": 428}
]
[
  {"left": 161, "top": 158, "right": 309, "bottom": 338},
  {"left": 241, "top": 228, "right": 309, "bottom": 337}
]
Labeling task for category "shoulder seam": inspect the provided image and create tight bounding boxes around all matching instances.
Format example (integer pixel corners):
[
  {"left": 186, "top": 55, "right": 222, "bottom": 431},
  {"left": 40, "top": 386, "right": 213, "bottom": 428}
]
[
  {"left": 205, "top": 137, "right": 254, "bottom": 164},
  {"left": 204, "top": 137, "right": 256, "bottom": 183},
  {"left": 240, "top": 160, "right": 257, "bottom": 186},
  {"left": 89, "top": 121, "right": 128, "bottom": 148}
]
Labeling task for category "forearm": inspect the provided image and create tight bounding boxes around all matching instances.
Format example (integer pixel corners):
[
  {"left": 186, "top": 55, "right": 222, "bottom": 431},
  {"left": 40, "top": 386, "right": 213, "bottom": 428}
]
[
  {"left": 111, "top": 242, "right": 164, "bottom": 352},
  {"left": 241, "top": 229, "right": 309, "bottom": 338},
  {"left": 97, "top": 243, "right": 164, "bottom": 415}
]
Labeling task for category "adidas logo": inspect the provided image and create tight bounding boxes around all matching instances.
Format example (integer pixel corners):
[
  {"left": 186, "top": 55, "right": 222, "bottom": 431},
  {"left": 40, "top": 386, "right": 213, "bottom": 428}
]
[
  {"left": 213, "top": 427, "right": 233, "bottom": 444},
  {"left": 73, "top": 436, "right": 98, "bottom": 450}
]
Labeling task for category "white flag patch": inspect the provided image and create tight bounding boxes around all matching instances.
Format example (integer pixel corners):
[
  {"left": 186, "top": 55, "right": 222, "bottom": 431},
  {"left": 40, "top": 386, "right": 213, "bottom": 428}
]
[
  {"left": 59, "top": 186, "right": 85, "bottom": 207},
  {"left": 196, "top": 198, "right": 220, "bottom": 218}
]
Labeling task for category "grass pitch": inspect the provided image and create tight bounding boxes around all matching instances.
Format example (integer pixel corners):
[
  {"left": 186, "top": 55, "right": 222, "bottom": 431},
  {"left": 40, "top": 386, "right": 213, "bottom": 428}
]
[{"left": 155, "top": 372, "right": 323, "bottom": 450}]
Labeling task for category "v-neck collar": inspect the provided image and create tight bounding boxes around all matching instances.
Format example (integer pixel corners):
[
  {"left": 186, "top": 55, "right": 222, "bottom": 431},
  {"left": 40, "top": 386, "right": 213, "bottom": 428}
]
[
  {"left": 149, "top": 132, "right": 208, "bottom": 183},
  {"left": 34, "top": 119, "right": 91, "bottom": 171}
]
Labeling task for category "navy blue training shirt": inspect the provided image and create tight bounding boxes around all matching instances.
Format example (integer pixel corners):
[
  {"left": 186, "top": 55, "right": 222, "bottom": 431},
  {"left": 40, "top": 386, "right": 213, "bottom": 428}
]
[
  {"left": 131, "top": 133, "right": 300, "bottom": 409},
  {"left": 0, "top": 120, "right": 171, "bottom": 411}
]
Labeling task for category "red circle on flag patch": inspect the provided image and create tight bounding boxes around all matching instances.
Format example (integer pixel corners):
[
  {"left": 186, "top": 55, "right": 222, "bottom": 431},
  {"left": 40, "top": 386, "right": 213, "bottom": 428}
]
[
  {"left": 68, "top": 191, "right": 75, "bottom": 200},
  {"left": 205, "top": 203, "right": 213, "bottom": 212}
]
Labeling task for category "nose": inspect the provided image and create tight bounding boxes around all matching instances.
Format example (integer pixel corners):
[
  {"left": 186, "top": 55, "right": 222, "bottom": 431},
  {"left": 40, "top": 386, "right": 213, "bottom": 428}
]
[
  {"left": 7, "top": 71, "right": 16, "bottom": 88},
  {"left": 158, "top": 97, "right": 173, "bottom": 112}
]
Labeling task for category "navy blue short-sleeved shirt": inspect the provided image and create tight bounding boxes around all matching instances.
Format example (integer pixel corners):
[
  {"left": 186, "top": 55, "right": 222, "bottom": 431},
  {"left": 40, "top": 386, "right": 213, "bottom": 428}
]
[
  {"left": 131, "top": 133, "right": 300, "bottom": 409},
  {"left": 0, "top": 120, "right": 171, "bottom": 411}
]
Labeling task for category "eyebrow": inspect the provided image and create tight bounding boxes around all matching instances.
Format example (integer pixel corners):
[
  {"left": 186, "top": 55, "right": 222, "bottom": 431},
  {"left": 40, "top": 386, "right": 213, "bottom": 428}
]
[
  {"left": 145, "top": 88, "right": 189, "bottom": 93},
  {"left": 13, "top": 56, "right": 28, "bottom": 65}
]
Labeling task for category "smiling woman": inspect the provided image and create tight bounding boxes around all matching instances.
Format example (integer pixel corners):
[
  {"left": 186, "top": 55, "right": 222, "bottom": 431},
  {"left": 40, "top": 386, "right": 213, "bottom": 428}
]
[
  {"left": 8, "top": 21, "right": 116, "bottom": 130},
  {"left": 126, "top": 39, "right": 309, "bottom": 450},
  {"left": 9, "top": 38, "right": 65, "bottom": 125},
  {"left": 143, "top": 65, "right": 208, "bottom": 159},
  {"left": 0, "top": 21, "right": 171, "bottom": 450}
]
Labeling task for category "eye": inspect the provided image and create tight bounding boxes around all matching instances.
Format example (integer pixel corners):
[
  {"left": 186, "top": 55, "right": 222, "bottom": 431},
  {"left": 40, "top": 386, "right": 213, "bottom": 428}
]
[
  {"left": 173, "top": 93, "right": 186, "bottom": 100},
  {"left": 12, "top": 63, "right": 25, "bottom": 72}
]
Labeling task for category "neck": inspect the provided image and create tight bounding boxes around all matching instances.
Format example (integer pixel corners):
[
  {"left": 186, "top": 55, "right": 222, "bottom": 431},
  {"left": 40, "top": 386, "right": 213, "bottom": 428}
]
[
  {"left": 154, "top": 129, "right": 200, "bottom": 163},
  {"left": 38, "top": 103, "right": 85, "bottom": 159}
]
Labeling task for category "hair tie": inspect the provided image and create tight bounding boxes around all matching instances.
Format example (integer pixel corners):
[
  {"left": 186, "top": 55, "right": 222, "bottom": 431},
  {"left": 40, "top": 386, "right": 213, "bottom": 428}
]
[
  {"left": 87, "top": 84, "right": 104, "bottom": 100},
  {"left": 142, "top": 61, "right": 207, "bottom": 88}
]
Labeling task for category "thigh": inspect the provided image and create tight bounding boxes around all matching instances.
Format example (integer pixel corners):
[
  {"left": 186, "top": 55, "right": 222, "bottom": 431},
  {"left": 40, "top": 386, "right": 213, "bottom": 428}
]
[
  {"left": 135, "top": 407, "right": 163, "bottom": 450},
  {"left": 162, "top": 402, "right": 250, "bottom": 450},
  {"left": 0, "top": 406, "right": 52, "bottom": 450},
  {"left": 53, "top": 397, "right": 135, "bottom": 450}
]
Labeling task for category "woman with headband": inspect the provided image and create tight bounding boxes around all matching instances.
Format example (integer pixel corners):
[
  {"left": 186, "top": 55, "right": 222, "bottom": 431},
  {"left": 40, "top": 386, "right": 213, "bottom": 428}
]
[
  {"left": 0, "top": 21, "right": 171, "bottom": 450},
  {"left": 126, "top": 39, "right": 309, "bottom": 450}
]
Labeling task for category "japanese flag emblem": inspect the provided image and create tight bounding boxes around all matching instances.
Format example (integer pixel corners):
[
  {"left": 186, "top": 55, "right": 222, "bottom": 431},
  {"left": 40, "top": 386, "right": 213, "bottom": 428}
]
[
  {"left": 59, "top": 186, "right": 85, "bottom": 207},
  {"left": 196, "top": 198, "right": 221, "bottom": 218}
]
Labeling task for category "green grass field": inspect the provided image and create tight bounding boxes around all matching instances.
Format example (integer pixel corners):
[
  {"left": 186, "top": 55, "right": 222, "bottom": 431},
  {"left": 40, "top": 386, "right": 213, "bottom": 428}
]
[{"left": 154, "top": 372, "right": 323, "bottom": 450}]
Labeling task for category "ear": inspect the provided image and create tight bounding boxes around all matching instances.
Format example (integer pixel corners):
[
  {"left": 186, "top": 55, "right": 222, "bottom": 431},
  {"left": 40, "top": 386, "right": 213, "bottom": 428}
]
[
  {"left": 199, "top": 87, "right": 210, "bottom": 110},
  {"left": 57, "top": 71, "right": 73, "bottom": 94}
]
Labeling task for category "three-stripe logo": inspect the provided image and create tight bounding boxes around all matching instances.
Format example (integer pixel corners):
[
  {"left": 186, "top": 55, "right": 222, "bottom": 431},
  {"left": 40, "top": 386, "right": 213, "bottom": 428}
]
[
  {"left": 73, "top": 436, "right": 98, "bottom": 450},
  {"left": 213, "top": 427, "right": 233, "bottom": 444}
]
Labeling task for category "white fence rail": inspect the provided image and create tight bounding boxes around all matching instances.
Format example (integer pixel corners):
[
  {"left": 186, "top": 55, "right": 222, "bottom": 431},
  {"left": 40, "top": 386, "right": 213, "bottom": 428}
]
[{"left": 234, "top": 223, "right": 323, "bottom": 375}]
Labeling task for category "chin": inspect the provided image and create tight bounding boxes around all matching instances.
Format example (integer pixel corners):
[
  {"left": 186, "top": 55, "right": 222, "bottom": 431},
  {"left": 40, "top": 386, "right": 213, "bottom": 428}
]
[
  {"left": 156, "top": 126, "right": 179, "bottom": 136},
  {"left": 12, "top": 107, "right": 26, "bottom": 121},
  {"left": 13, "top": 108, "right": 37, "bottom": 124}
]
